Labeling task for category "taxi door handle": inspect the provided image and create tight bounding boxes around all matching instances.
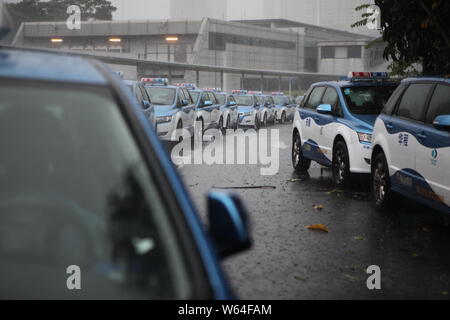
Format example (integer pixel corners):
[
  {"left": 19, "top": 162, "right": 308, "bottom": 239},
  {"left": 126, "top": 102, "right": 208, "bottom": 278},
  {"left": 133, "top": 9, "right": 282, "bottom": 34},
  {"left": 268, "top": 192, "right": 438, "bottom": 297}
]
[
  {"left": 386, "top": 123, "right": 394, "bottom": 130},
  {"left": 314, "top": 116, "right": 320, "bottom": 121},
  {"left": 417, "top": 132, "right": 427, "bottom": 140}
]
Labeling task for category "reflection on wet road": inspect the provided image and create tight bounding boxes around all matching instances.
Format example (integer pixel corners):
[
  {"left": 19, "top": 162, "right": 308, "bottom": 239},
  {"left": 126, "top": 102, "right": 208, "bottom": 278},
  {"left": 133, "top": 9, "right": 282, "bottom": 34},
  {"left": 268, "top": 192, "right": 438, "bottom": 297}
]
[{"left": 178, "top": 124, "right": 450, "bottom": 299}]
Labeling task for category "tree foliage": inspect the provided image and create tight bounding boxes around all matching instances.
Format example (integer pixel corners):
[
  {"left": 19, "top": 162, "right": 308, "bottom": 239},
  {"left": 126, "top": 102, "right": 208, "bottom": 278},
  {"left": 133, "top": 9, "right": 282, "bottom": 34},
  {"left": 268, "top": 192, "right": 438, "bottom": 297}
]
[
  {"left": 353, "top": 0, "right": 450, "bottom": 76},
  {"left": 7, "top": 0, "right": 117, "bottom": 24}
]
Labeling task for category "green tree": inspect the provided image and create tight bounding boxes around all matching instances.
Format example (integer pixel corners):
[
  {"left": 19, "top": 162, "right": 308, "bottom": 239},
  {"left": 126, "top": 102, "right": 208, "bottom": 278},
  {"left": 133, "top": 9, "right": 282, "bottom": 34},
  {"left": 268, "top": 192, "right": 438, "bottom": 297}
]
[
  {"left": 7, "top": 0, "right": 117, "bottom": 24},
  {"left": 353, "top": 0, "right": 450, "bottom": 76}
]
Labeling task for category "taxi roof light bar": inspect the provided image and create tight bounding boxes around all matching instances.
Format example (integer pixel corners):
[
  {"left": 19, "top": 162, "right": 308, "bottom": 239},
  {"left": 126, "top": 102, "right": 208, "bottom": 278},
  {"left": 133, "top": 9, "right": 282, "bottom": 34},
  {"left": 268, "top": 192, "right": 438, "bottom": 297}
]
[
  {"left": 231, "top": 90, "right": 248, "bottom": 94},
  {"left": 141, "top": 78, "right": 169, "bottom": 86},
  {"left": 271, "top": 92, "right": 285, "bottom": 96},
  {"left": 203, "top": 87, "right": 222, "bottom": 92},
  {"left": 174, "top": 83, "right": 197, "bottom": 89},
  {"left": 248, "top": 91, "right": 263, "bottom": 95},
  {"left": 348, "top": 72, "right": 390, "bottom": 81}
]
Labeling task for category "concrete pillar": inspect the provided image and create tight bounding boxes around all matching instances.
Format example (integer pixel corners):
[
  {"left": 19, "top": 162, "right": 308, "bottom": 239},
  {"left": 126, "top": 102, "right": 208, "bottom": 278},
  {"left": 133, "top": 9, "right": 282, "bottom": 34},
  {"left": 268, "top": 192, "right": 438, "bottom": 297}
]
[
  {"left": 240, "top": 73, "right": 245, "bottom": 90},
  {"left": 220, "top": 71, "right": 224, "bottom": 91},
  {"left": 196, "top": 69, "right": 200, "bottom": 87},
  {"left": 260, "top": 74, "right": 264, "bottom": 92},
  {"left": 278, "top": 76, "right": 282, "bottom": 92}
]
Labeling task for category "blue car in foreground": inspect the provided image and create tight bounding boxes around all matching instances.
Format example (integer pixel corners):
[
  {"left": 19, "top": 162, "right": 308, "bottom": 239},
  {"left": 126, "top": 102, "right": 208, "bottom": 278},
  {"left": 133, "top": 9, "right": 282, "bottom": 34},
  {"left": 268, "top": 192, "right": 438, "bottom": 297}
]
[{"left": 0, "top": 46, "right": 251, "bottom": 299}]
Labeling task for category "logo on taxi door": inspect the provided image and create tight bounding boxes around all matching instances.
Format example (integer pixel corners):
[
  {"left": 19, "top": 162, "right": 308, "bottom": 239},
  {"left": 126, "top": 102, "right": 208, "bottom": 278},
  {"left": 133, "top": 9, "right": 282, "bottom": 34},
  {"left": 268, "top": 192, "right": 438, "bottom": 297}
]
[{"left": 431, "top": 149, "right": 438, "bottom": 166}]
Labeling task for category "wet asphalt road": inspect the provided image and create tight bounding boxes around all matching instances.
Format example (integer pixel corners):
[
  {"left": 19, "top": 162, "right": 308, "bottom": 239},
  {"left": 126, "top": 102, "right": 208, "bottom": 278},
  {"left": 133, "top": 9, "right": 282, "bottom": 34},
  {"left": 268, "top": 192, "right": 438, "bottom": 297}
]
[{"left": 174, "top": 123, "right": 450, "bottom": 300}]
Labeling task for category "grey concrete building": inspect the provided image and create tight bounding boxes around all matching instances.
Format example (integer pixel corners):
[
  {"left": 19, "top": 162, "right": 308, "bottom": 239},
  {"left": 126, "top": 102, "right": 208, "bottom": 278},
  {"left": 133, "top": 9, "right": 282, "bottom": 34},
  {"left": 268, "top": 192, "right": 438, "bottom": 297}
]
[{"left": 11, "top": 18, "right": 380, "bottom": 91}]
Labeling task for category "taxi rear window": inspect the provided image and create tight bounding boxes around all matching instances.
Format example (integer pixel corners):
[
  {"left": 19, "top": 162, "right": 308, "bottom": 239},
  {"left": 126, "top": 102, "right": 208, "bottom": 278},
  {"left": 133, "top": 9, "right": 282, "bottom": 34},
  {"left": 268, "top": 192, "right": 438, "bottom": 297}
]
[{"left": 342, "top": 86, "right": 397, "bottom": 115}]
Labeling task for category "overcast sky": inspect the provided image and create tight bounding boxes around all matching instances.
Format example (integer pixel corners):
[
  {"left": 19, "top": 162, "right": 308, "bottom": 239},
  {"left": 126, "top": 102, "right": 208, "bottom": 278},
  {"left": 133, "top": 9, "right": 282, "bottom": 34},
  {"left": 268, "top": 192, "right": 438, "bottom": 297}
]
[{"left": 110, "top": 0, "right": 263, "bottom": 21}]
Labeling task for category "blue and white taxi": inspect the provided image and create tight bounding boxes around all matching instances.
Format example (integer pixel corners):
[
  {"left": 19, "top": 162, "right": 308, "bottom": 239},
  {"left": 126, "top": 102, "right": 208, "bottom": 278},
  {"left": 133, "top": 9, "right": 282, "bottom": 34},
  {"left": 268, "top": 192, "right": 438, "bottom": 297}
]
[
  {"left": 292, "top": 72, "right": 398, "bottom": 186},
  {"left": 371, "top": 77, "right": 450, "bottom": 214},
  {"left": 250, "top": 91, "right": 276, "bottom": 127},
  {"left": 231, "top": 90, "right": 261, "bottom": 130},
  {"left": 272, "top": 92, "right": 296, "bottom": 123},
  {"left": 209, "top": 89, "right": 239, "bottom": 132},
  {"left": 142, "top": 78, "right": 196, "bottom": 142},
  {"left": 185, "top": 87, "right": 223, "bottom": 139}
]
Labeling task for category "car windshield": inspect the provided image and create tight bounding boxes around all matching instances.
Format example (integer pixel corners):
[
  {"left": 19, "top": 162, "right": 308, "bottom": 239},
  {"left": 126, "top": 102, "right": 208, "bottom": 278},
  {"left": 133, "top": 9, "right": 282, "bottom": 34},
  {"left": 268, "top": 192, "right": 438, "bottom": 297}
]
[
  {"left": 342, "top": 86, "right": 397, "bottom": 115},
  {"left": 189, "top": 91, "right": 200, "bottom": 104},
  {"left": 0, "top": 81, "right": 192, "bottom": 299},
  {"left": 234, "top": 96, "right": 253, "bottom": 106},
  {"left": 273, "top": 96, "right": 288, "bottom": 105},
  {"left": 215, "top": 94, "right": 226, "bottom": 105},
  {"left": 144, "top": 87, "right": 176, "bottom": 106}
]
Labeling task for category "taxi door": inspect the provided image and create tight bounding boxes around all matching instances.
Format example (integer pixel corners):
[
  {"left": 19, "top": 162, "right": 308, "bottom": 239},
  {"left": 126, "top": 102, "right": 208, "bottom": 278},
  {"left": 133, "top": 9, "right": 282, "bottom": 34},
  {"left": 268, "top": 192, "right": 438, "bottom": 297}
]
[
  {"left": 208, "top": 92, "right": 222, "bottom": 127},
  {"left": 388, "top": 83, "right": 433, "bottom": 193},
  {"left": 415, "top": 83, "right": 450, "bottom": 209},
  {"left": 299, "top": 86, "right": 326, "bottom": 161},
  {"left": 316, "top": 86, "right": 340, "bottom": 158},
  {"left": 179, "top": 88, "right": 195, "bottom": 131}
]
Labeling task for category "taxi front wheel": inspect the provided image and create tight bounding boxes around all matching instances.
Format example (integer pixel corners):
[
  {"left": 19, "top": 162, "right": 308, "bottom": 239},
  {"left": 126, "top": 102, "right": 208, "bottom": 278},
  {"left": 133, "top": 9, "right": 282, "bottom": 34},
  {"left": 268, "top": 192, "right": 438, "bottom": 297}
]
[
  {"left": 292, "top": 131, "right": 311, "bottom": 173},
  {"left": 332, "top": 141, "right": 352, "bottom": 187},
  {"left": 372, "top": 152, "right": 395, "bottom": 211}
]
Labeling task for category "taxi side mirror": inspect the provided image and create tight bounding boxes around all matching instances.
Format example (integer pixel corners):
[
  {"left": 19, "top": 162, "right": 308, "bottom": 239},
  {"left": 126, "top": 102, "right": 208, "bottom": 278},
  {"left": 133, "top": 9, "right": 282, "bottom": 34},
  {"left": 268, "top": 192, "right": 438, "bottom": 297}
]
[
  {"left": 433, "top": 115, "right": 450, "bottom": 131},
  {"left": 208, "top": 192, "right": 251, "bottom": 259},
  {"left": 203, "top": 100, "right": 213, "bottom": 107},
  {"left": 142, "top": 100, "right": 151, "bottom": 110},
  {"left": 316, "top": 104, "right": 333, "bottom": 114}
]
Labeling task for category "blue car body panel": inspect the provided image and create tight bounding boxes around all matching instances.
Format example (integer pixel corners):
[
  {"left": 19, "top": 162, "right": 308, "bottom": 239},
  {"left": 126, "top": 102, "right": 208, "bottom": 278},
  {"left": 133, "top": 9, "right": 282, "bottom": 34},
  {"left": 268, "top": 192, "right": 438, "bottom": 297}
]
[{"left": 0, "top": 46, "right": 235, "bottom": 299}]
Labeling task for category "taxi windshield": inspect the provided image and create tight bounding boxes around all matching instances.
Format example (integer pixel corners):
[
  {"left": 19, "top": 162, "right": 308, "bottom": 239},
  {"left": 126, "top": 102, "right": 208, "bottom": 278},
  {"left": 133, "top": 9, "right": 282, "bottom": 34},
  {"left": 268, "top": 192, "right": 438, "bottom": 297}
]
[
  {"left": 144, "top": 87, "right": 176, "bottom": 106},
  {"left": 273, "top": 96, "right": 288, "bottom": 105},
  {"left": 234, "top": 96, "right": 254, "bottom": 106},
  {"left": 215, "top": 94, "right": 226, "bottom": 105},
  {"left": 0, "top": 81, "right": 192, "bottom": 300},
  {"left": 342, "top": 86, "right": 397, "bottom": 115}
]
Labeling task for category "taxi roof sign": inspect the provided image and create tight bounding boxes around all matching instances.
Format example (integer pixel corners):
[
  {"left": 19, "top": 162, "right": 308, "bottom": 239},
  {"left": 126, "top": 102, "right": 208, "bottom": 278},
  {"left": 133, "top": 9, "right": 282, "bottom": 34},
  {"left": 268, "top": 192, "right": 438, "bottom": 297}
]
[
  {"left": 231, "top": 90, "right": 248, "bottom": 94},
  {"left": 174, "top": 83, "right": 197, "bottom": 89},
  {"left": 271, "top": 92, "right": 285, "bottom": 96},
  {"left": 141, "top": 78, "right": 169, "bottom": 85},
  {"left": 203, "top": 87, "right": 222, "bottom": 92},
  {"left": 248, "top": 91, "right": 263, "bottom": 95},
  {"left": 347, "top": 72, "right": 389, "bottom": 81}
]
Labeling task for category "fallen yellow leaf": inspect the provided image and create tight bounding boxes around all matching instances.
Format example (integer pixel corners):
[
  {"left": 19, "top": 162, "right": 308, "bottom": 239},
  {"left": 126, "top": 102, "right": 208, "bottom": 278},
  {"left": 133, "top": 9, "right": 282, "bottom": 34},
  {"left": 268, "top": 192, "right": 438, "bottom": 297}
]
[
  {"left": 313, "top": 204, "right": 324, "bottom": 211},
  {"left": 306, "top": 224, "right": 329, "bottom": 232}
]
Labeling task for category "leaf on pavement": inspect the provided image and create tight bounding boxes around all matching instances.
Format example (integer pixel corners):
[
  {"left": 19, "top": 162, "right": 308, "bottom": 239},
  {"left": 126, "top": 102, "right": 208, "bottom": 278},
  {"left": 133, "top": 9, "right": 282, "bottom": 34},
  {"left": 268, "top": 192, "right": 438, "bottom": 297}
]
[
  {"left": 354, "top": 236, "right": 365, "bottom": 241},
  {"left": 306, "top": 224, "right": 329, "bottom": 233},
  {"left": 313, "top": 204, "right": 324, "bottom": 211}
]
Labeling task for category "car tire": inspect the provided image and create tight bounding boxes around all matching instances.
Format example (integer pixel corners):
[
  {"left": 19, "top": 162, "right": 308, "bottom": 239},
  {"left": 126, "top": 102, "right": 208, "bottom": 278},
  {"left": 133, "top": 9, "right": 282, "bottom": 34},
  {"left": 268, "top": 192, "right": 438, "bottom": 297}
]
[
  {"left": 254, "top": 114, "right": 260, "bottom": 130},
  {"left": 281, "top": 112, "right": 286, "bottom": 124},
  {"left": 332, "top": 140, "right": 352, "bottom": 187},
  {"left": 218, "top": 117, "right": 224, "bottom": 135},
  {"left": 223, "top": 116, "right": 230, "bottom": 134},
  {"left": 372, "top": 152, "right": 395, "bottom": 211},
  {"left": 292, "top": 131, "right": 311, "bottom": 173}
]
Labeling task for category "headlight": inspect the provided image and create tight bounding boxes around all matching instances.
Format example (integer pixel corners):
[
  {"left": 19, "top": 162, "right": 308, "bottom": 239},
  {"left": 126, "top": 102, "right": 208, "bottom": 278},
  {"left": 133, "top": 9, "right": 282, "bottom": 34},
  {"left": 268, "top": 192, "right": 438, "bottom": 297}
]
[
  {"left": 156, "top": 115, "right": 173, "bottom": 124},
  {"left": 357, "top": 132, "right": 372, "bottom": 143},
  {"left": 240, "top": 112, "right": 252, "bottom": 116}
]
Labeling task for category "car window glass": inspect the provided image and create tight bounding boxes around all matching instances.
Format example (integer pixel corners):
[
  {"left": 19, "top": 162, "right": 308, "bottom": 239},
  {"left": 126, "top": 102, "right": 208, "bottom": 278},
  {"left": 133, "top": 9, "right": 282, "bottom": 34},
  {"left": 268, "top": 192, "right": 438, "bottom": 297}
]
[
  {"left": 305, "top": 87, "right": 325, "bottom": 109},
  {"left": 396, "top": 84, "right": 433, "bottom": 121},
  {"left": 322, "top": 87, "right": 339, "bottom": 106},
  {"left": 208, "top": 92, "right": 217, "bottom": 104},
  {"left": 426, "top": 84, "right": 450, "bottom": 123},
  {"left": 383, "top": 85, "right": 405, "bottom": 115},
  {"left": 0, "top": 82, "right": 192, "bottom": 299}
]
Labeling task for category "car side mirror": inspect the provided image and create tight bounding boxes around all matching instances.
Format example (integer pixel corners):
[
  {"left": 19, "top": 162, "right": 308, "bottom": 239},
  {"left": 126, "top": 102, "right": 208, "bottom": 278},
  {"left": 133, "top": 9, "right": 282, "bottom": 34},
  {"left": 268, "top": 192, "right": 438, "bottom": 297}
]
[
  {"left": 316, "top": 104, "right": 333, "bottom": 114},
  {"left": 433, "top": 115, "right": 450, "bottom": 131},
  {"left": 142, "top": 100, "right": 151, "bottom": 110},
  {"left": 182, "top": 99, "right": 190, "bottom": 106},
  {"left": 203, "top": 100, "right": 213, "bottom": 107},
  {"left": 228, "top": 101, "right": 237, "bottom": 107},
  {"left": 208, "top": 192, "right": 251, "bottom": 259}
]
